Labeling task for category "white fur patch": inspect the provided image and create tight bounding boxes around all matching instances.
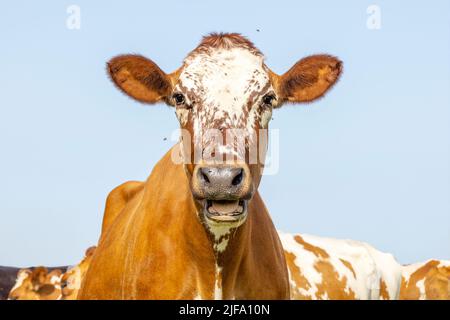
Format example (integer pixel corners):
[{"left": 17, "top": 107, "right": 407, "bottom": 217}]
[
  {"left": 279, "top": 232, "right": 402, "bottom": 300},
  {"left": 214, "top": 266, "right": 223, "bottom": 300},
  {"left": 175, "top": 108, "right": 189, "bottom": 126},
  {"left": 10, "top": 270, "right": 30, "bottom": 292},
  {"left": 177, "top": 47, "right": 273, "bottom": 144}
]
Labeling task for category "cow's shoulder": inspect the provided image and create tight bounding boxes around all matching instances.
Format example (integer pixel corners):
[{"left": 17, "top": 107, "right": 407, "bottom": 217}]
[{"left": 101, "top": 180, "right": 145, "bottom": 235}]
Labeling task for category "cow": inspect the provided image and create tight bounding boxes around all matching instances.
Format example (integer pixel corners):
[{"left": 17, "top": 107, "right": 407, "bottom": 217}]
[
  {"left": 5, "top": 247, "right": 95, "bottom": 300},
  {"left": 8, "top": 267, "right": 64, "bottom": 300},
  {"left": 60, "top": 246, "right": 96, "bottom": 300},
  {"left": 400, "top": 259, "right": 450, "bottom": 300},
  {"left": 279, "top": 233, "right": 402, "bottom": 299},
  {"left": 78, "top": 33, "right": 343, "bottom": 299}
]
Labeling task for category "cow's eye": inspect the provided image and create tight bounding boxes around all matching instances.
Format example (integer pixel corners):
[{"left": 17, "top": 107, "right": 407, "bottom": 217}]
[
  {"left": 262, "top": 94, "right": 276, "bottom": 106},
  {"left": 173, "top": 93, "right": 185, "bottom": 106}
]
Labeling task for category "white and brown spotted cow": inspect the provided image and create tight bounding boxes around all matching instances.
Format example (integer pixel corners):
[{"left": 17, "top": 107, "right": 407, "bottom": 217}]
[
  {"left": 279, "top": 233, "right": 402, "bottom": 300},
  {"left": 8, "top": 267, "right": 64, "bottom": 300},
  {"left": 7, "top": 247, "right": 96, "bottom": 300},
  {"left": 400, "top": 259, "right": 450, "bottom": 300}
]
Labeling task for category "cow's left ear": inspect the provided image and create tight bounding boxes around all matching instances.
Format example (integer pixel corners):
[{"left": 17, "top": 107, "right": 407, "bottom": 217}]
[
  {"left": 272, "top": 55, "right": 342, "bottom": 105},
  {"left": 107, "top": 54, "right": 179, "bottom": 104}
]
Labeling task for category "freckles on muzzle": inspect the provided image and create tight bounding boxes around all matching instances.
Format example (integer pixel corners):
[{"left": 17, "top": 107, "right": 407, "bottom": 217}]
[{"left": 190, "top": 163, "right": 253, "bottom": 222}]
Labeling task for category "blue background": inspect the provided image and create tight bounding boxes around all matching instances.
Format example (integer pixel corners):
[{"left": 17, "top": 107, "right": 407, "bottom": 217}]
[{"left": 0, "top": 1, "right": 449, "bottom": 266}]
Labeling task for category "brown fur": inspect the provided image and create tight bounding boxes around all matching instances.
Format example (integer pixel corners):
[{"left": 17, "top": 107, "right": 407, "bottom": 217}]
[
  {"left": 100, "top": 181, "right": 145, "bottom": 234},
  {"left": 400, "top": 260, "right": 450, "bottom": 300},
  {"left": 79, "top": 148, "right": 289, "bottom": 299},
  {"left": 189, "top": 32, "right": 263, "bottom": 57},
  {"left": 294, "top": 235, "right": 329, "bottom": 259},
  {"left": 285, "top": 236, "right": 358, "bottom": 300},
  {"left": 380, "top": 279, "right": 390, "bottom": 300},
  {"left": 108, "top": 55, "right": 174, "bottom": 104},
  {"left": 339, "top": 258, "right": 357, "bottom": 279},
  {"left": 284, "top": 251, "right": 312, "bottom": 300},
  {"left": 61, "top": 246, "right": 97, "bottom": 300},
  {"left": 8, "top": 267, "right": 63, "bottom": 300},
  {"left": 277, "top": 54, "right": 342, "bottom": 104},
  {"left": 314, "top": 260, "right": 356, "bottom": 300}
]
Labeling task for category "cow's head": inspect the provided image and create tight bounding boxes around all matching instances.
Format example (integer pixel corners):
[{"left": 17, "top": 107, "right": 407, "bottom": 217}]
[
  {"left": 60, "top": 246, "right": 96, "bottom": 299},
  {"left": 107, "top": 33, "right": 342, "bottom": 228}
]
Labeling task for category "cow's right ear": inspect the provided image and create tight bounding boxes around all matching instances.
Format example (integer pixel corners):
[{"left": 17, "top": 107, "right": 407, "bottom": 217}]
[{"left": 107, "top": 54, "right": 178, "bottom": 104}]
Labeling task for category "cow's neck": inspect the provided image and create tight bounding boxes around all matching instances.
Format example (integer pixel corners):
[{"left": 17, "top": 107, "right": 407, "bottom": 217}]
[
  {"left": 141, "top": 147, "right": 287, "bottom": 299},
  {"left": 80, "top": 149, "right": 288, "bottom": 299},
  {"left": 199, "top": 205, "right": 254, "bottom": 300}
]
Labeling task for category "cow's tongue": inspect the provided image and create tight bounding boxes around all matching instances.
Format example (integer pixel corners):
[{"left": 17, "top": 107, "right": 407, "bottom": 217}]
[{"left": 210, "top": 200, "right": 240, "bottom": 214}]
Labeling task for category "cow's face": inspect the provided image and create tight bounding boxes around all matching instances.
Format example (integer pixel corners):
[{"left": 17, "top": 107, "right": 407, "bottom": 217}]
[
  {"left": 60, "top": 246, "right": 95, "bottom": 300},
  {"left": 107, "top": 33, "right": 342, "bottom": 228}
]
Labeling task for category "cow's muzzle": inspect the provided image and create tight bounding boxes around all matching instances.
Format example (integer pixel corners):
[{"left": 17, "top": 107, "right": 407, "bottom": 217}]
[{"left": 191, "top": 164, "right": 253, "bottom": 222}]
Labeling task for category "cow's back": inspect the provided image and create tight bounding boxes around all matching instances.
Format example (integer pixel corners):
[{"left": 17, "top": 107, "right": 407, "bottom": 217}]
[{"left": 279, "top": 233, "right": 402, "bottom": 300}]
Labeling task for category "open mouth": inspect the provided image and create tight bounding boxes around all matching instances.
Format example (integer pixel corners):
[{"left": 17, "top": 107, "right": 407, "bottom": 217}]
[{"left": 204, "top": 199, "right": 247, "bottom": 222}]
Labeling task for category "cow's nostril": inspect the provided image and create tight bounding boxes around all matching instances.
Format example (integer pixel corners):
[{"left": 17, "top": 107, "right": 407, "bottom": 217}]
[
  {"left": 231, "top": 169, "right": 243, "bottom": 186},
  {"left": 200, "top": 169, "right": 210, "bottom": 184}
]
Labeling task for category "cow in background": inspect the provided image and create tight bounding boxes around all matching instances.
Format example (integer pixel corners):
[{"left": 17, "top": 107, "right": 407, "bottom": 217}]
[
  {"left": 5, "top": 247, "right": 96, "bottom": 300},
  {"left": 8, "top": 267, "right": 64, "bottom": 300},
  {"left": 400, "top": 259, "right": 450, "bottom": 300},
  {"left": 60, "top": 246, "right": 96, "bottom": 299},
  {"left": 280, "top": 233, "right": 402, "bottom": 300}
]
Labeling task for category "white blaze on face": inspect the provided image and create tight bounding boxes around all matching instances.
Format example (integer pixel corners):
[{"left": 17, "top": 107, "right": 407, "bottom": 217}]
[
  {"left": 176, "top": 47, "right": 273, "bottom": 139},
  {"left": 10, "top": 270, "right": 30, "bottom": 293}
]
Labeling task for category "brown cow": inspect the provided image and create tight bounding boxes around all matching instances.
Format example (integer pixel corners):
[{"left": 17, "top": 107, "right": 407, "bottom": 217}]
[
  {"left": 79, "top": 33, "right": 342, "bottom": 299},
  {"left": 60, "top": 246, "right": 97, "bottom": 300},
  {"left": 8, "top": 267, "right": 63, "bottom": 300}
]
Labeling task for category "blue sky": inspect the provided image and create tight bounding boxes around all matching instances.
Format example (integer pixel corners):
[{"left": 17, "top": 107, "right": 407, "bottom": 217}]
[{"left": 0, "top": 1, "right": 449, "bottom": 266}]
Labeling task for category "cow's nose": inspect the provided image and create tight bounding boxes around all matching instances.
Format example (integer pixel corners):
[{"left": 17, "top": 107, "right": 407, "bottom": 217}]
[
  {"left": 192, "top": 165, "right": 252, "bottom": 200},
  {"left": 200, "top": 167, "right": 243, "bottom": 188}
]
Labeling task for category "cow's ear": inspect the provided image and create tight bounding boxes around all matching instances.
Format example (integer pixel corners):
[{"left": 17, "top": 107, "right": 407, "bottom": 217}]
[
  {"left": 107, "top": 54, "right": 178, "bottom": 104},
  {"left": 273, "top": 55, "right": 342, "bottom": 105}
]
